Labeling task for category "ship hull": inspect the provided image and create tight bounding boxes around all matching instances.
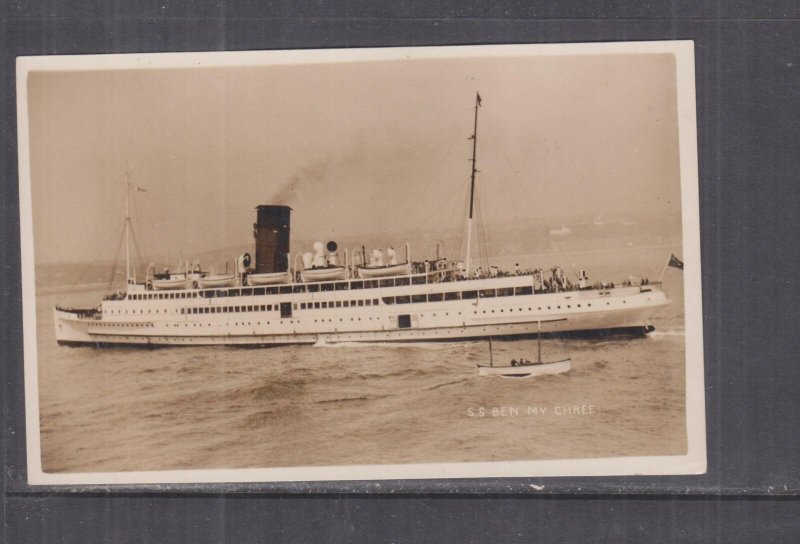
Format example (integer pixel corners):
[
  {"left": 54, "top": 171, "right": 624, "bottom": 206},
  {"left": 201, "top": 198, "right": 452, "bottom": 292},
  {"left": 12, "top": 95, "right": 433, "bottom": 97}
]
[{"left": 53, "top": 278, "right": 669, "bottom": 347}]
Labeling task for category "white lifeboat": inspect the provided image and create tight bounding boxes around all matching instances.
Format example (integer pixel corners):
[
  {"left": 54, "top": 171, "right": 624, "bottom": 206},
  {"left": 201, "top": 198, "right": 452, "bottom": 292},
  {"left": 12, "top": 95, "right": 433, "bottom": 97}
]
[
  {"left": 197, "top": 274, "right": 237, "bottom": 289},
  {"left": 356, "top": 263, "right": 412, "bottom": 279},
  {"left": 247, "top": 271, "right": 291, "bottom": 286},
  {"left": 300, "top": 267, "right": 349, "bottom": 282},
  {"left": 151, "top": 276, "right": 189, "bottom": 290}
]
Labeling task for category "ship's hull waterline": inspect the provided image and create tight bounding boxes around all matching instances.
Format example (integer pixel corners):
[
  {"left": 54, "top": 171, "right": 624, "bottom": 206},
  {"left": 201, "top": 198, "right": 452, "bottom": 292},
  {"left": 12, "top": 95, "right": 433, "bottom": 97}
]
[{"left": 53, "top": 278, "right": 668, "bottom": 347}]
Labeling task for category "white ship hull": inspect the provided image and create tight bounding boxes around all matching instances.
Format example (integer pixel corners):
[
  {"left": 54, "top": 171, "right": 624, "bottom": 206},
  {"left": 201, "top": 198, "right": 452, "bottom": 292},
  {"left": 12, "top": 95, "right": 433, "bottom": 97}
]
[{"left": 53, "top": 276, "right": 668, "bottom": 347}]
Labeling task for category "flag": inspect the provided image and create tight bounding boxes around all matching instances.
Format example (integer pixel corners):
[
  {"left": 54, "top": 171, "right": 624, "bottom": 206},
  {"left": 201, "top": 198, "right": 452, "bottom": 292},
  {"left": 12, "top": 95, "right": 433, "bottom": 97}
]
[
  {"left": 137, "top": 186, "right": 147, "bottom": 193},
  {"left": 476, "top": 92, "right": 482, "bottom": 106},
  {"left": 668, "top": 253, "right": 683, "bottom": 270}
]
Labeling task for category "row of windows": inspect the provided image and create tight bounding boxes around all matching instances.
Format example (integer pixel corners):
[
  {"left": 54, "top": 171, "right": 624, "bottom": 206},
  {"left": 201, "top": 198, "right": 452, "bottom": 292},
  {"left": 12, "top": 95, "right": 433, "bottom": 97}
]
[
  {"left": 129, "top": 291, "right": 199, "bottom": 300},
  {"left": 382, "top": 286, "right": 534, "bottom": 304},
  {"left": 124, "top": 286, "right": 540, "bottom": 313},
  {"left": 182, "top": 305, "right": 270, "bottom": 315},
  {"left": 128, "top": 279, "right": 535, "bottom": 300},
  {"left": 299, "top": 299, "right": 379, "bottom": 310}
]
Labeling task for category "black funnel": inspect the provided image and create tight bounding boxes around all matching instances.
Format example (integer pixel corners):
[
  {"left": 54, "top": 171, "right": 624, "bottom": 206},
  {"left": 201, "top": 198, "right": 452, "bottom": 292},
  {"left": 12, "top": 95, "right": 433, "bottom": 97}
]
[{"left": 254, "top": 205, "right": 291, "bottom": 273}]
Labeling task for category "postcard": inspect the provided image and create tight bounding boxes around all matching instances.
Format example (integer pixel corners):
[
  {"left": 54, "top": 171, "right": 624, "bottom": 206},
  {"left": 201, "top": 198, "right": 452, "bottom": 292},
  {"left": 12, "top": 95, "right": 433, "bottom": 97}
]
[{"left": 17, "top": 41, "right": 705, "bottom": 485}]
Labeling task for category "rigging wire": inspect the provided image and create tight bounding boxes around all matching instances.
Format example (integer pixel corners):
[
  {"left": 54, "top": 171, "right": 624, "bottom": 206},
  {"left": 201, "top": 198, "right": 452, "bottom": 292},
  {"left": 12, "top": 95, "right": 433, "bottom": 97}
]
[
  {"left": 484, "top": 117, "right": 578, "bottom": 276},
  {"left": 60, "top": 220, "right": 126, "bottom": 301},
  {"left": 106, "top": 219, "right": 127, "bottom": 291}
]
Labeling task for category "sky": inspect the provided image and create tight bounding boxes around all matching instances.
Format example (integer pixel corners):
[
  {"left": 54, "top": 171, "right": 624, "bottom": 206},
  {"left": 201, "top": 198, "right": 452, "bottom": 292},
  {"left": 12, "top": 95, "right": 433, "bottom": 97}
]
[{"left": 26, "top": 50, "right": 681, "bottom": 266}]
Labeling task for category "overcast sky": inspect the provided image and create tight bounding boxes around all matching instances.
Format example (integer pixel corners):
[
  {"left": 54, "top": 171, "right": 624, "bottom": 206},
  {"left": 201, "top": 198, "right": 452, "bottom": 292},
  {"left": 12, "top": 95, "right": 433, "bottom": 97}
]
[{"left": 27, "top": 50, "right": 680, "bottom": 265}]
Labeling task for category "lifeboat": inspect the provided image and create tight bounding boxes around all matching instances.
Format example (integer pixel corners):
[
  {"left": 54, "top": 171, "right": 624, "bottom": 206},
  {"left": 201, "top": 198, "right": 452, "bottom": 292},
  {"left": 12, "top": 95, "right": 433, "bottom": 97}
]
[
  {"left": 300, "top": 267, "right": 349, "bottom": 282},
  {"left": 247, "top": 271, "right": 291, "bottom": 286},
  {"left": 357, "top": 263, "right": 412, "bottom": 279},
  {"left": 151, "top": 277, "right": 189, "bottom": 290},
  {"left": 197, "top": 274, "right": 237, "bottom": 288}
]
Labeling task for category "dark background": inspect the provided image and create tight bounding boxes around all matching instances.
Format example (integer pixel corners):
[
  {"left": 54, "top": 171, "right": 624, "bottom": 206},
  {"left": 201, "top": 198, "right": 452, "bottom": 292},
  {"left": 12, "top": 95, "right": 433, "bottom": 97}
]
[{"left": 2, "top": 1, "right": 799, "bottom": 541}]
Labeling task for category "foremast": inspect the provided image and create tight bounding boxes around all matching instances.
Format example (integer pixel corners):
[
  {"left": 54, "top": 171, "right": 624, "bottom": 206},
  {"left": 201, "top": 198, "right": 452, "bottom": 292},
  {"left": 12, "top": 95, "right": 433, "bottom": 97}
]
[{"left": 465, "top": 92, "right": 482, "bottom": 278}]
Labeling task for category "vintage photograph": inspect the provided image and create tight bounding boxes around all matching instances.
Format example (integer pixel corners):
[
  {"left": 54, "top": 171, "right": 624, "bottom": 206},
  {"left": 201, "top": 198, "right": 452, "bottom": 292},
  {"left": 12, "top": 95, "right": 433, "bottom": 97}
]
[{"left": 18, "top": 42, "right": 705, "bottom": 484}]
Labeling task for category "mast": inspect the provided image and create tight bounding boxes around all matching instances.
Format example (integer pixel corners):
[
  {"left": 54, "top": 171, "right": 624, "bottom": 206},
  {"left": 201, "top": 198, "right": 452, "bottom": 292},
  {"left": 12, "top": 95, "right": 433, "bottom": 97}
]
[
  {"left": 465, "top": 92, "right": 481, "bottom": 277},
  {"left": 125, "top": 171, "right": 132, "bottom": 286},
  {"left": 537, "top": 320, "right": 542, "bottom": 364}
]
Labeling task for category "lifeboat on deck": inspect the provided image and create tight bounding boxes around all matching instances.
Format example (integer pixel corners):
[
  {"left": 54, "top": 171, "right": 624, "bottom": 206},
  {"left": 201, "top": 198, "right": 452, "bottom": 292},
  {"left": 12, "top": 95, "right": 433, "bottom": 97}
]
[
  {"left": 357, "top": 263, "right": 412, "bottom": 279},
  {"left": 197, "top": 274, "right": 237, "bottom": 289},
  {"left": 247, "top": 271, "right": 291, "bottom": 286},
  {"left": 151, "top": 276, "right": 189, "bottom": 290},
  {"left": 300, "top": 267, "right": 349, "bottom": 282}
]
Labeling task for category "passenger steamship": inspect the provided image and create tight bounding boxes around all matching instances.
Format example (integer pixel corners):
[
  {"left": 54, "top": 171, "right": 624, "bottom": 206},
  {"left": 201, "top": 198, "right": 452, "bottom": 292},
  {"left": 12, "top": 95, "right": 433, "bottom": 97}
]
[{"left": 54, "top": 95, "right": 669, "bottom": 347}]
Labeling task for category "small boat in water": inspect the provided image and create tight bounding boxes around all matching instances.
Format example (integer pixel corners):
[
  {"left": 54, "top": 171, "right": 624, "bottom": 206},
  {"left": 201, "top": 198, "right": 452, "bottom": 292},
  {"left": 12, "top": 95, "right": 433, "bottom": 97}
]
[
  {"left": 247, "top": 271, "right": 291, "bottom": 286},
  {"left": 197, "top": 274, "right": 237, "bottom": 288},
  {"left": 478, "top": 323, "right": 571, "bottom": 378}
]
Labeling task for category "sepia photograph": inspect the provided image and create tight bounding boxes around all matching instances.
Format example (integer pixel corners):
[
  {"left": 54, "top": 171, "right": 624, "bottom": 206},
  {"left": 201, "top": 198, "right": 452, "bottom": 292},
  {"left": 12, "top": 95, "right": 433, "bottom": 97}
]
[{"left": 18, "top": 41, "right": 705, "bottom": 485}]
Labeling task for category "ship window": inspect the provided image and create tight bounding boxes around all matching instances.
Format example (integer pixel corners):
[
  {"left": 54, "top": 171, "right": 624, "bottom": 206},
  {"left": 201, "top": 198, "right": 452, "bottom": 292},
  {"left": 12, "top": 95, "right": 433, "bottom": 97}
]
[
  {"left": 292, "top": 285, "right": 306, "bottom": 293},
  {"left": 264, "top": 287, "right": 278, "bottom": 295},
  {"left": 239, "top": 288, "right": 251, "bottom": 297},
  {"left": 278, "top": 286, "right": 291, "bottom": 294},
  {"left": 461, "top": 290, "right": 477, "bottom": 300},
  {"left": 395, "top": 277, "right": 410, "bottom": 286},
  {"left": 411, "top": 294, "right": 426, "bottom": 303},
  {"left": 335, "top": 282, "right": 349, "bottom": 291},
  {"left": 380, "top": 279, "right": 394, "bottom": 288},
  {"left": 233, "top": 306, "right": 239, "bottom": 312},
  {"left": 268, "top": 305, "right": 273, "bottom": 311},
  {"left": 373, "top": 299, "right": 378, "bottom": 305},
  {"left": 412, "top": 275, "right": 426, "bottom": 285},
  {"left": 363, "top": 280, "right": 377, "bottom": 289},
  {"left": 294, "top": 303, "right": 298, "bottom": 310},
  {"left": 246, "top": 305, "right": 252, "bottom": 311},
  {"left": 480, "top": 289, "right": 496, "bottom": 298},
  {"left": 314, "top": 302, "right": 320, "bottom": 309},
  {"left": 320, "top": 302, "right": 327, "bottom": 308},
  {"left": 398, "top": 314, "right": 412, "bottom": 328},
  {"left": 343, "top": 301, "right": 350, "bottom": 307},
  {"left": 307, "top": 284, "right": 319, "bottom": 293},
  {"left": 320, "top": 283, "right": 334, "bottom": 292},
  {"left": 335, "top": 301, "right": 342, "bottom": 308},
  {"left": 428, "top": 293, "right": 443, "bottom": 302},
  {"left": 222, "top": 307, "right": 228, "bottom": 313},
  {"left": 497, "top": 288, "right": 514, "bottom": 297},
  {"left": 396, "top": 295, "right": 410, "bottom": 304},
  {"left": 514, "top": 286, "right": 533, "bottom": 296},
  {"left": 351, "top": 281, "right": 365, "bottom": 289},
  {"left": 355, "top": 300, "right": 362, "bottom": 306},
  {"left": 444, "top": 292, "right": 460, "bottom": 301},
  {"left": 301, "top": 303, "right": 306, "bottom": 309}
]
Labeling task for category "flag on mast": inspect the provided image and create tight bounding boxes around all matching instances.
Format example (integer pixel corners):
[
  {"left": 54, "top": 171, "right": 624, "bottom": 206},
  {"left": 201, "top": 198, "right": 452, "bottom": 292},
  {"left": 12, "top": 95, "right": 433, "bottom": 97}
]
[
  {"left": 476, "top": 92, "right": 482, "bottom": 106},
  {"left": 668, "top": 253, "right": 684, "bottom": 270}
]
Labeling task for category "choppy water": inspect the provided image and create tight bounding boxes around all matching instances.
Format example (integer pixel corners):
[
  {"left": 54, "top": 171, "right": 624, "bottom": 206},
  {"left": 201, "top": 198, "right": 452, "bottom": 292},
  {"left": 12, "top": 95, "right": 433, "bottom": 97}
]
[{"left": 35, "top": 246, "right": 687, "bottom": 473}]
